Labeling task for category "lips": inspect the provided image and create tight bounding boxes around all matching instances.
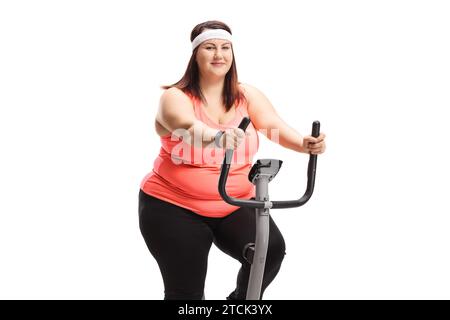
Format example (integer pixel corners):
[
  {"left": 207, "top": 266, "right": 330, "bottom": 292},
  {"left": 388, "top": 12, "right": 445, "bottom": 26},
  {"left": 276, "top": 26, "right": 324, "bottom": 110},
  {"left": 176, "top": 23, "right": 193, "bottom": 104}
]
[{"left": 211, "top": 62, "right": 225, "bottom": 66}]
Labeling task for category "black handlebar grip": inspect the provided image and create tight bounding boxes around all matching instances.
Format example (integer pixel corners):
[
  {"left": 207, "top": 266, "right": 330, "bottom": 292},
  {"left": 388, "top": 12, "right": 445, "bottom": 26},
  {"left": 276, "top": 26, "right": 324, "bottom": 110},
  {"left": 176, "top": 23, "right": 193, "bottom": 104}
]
[
  {"left": 312, "top": 121, "right": 320, "bottom": 138},
  {"left": 238, "top": 117, "right": 251, "bottom": 132}
]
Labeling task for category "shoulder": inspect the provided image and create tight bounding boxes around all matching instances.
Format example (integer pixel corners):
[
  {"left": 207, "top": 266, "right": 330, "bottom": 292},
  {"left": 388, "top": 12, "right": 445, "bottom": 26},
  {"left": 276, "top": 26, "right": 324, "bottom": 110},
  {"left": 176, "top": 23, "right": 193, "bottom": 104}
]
[
  {"left": 239, "top": 83, "right": 259, "bottom": 98},
  {"left": 157, "top": 87, "right": 196, "bottom": 124},
  {"left": 160, "top": 87, "right": 192, "bottom": 105},
  {"left": 238, "top": 83, "right": 278, "bottom": 129},
  {"left": 239, "top": 83, "right": 271, "bottom": 105}
]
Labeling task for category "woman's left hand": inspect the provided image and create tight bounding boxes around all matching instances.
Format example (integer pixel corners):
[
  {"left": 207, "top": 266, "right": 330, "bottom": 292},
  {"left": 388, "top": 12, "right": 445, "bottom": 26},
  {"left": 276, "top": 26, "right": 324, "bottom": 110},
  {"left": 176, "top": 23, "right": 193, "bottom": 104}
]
[{"left": 302, "top": 133, "right": 326, "bottom": 155}]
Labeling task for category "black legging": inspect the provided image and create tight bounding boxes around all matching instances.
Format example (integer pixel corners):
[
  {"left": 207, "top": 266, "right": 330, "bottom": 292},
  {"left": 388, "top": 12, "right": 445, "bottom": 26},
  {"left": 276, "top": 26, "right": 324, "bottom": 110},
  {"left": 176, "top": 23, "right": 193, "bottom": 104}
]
[{"left": 138, "top": 189, "right": 286, "bottom": 300}]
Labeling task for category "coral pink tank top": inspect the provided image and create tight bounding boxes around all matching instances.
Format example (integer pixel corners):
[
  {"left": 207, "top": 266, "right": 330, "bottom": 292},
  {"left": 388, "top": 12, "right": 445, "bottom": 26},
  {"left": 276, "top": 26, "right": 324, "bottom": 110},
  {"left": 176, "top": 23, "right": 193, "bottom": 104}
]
[{"left": 140, "top": 93, "right": 259, "bottom": 218}]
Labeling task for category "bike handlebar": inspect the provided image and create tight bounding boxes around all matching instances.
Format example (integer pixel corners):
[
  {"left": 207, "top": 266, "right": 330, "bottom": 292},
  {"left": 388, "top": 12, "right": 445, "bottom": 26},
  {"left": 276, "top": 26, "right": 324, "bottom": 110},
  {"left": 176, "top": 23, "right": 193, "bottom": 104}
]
[{"left": 218, "top": 117, "right": 320, "bottom": 209}]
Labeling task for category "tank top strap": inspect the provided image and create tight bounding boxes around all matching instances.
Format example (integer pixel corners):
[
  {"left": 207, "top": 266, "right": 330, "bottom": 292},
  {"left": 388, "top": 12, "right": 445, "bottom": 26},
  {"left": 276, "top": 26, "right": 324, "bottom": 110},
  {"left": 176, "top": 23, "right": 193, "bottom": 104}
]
[{"left": 181, "top": 91, "right": 201, "bottom": 117}]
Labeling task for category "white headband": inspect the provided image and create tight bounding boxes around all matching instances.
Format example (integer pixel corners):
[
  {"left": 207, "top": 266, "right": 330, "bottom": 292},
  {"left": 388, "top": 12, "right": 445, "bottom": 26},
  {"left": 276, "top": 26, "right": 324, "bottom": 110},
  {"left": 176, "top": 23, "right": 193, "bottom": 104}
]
[{"left": 191, "top": 29, "right": 233, "bottom": 50}]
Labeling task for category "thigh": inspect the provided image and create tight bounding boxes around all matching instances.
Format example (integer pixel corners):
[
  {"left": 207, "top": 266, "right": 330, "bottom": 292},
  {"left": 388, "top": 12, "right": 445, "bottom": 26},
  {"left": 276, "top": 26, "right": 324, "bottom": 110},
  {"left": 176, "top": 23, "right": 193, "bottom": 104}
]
[
  {"left": 213, "top": 206, "right": 286, "bottom": 263},
  {"left": 139, "top": 190, "right": 213, "bottom": 298}
]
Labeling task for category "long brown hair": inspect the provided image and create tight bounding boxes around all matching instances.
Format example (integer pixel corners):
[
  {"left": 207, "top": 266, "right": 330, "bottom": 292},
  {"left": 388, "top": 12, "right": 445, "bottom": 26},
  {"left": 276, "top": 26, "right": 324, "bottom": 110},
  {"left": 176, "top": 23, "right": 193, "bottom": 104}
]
[{"left": 162, "top": 20, "right": 245, "bottom": 111}]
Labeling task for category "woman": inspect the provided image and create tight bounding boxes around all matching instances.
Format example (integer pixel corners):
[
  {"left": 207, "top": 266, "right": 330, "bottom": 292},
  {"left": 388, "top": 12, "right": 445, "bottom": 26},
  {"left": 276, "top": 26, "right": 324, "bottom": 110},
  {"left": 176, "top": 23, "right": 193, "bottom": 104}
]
[{"left": 139, "top": 20, "right": 326, "bottom": 300}]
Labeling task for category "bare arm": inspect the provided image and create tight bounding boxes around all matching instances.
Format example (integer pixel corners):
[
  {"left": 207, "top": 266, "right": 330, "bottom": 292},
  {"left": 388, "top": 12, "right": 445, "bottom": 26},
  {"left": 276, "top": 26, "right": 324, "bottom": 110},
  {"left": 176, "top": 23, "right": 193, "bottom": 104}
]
[
  {"left": 243, "top": 84, "right": 306, "bottom": 153},
  {"left": 156, "top": 88, "right": 220, "bottom": 148},
  {"left": 243, "top": 84, "right": 326, "bottom": 154}
]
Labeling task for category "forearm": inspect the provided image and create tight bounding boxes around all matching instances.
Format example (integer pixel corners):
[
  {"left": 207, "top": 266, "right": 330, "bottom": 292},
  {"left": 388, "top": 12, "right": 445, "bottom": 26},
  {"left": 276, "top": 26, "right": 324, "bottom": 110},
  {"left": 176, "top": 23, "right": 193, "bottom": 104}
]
[{"left": 262, "top": 119, "right": 307, "bottom": 153}]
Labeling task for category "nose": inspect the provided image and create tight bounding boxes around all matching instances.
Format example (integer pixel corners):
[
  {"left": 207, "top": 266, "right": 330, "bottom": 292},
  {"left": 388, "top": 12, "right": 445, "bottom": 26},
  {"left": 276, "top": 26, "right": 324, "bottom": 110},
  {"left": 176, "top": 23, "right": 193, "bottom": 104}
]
[{"left": 213, "top": 49, "right": 225, "bottom": 60}]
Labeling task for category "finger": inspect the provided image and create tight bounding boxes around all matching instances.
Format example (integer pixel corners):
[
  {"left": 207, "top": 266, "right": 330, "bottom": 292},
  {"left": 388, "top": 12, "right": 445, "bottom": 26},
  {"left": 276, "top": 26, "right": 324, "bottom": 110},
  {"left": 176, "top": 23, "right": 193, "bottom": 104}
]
[
  {"left": 238, "top": 128, "right": 246, "bottom": 137},
  {"left": 315, "top": 133, "right": 326, "bottom": 143},
  {"left": 309, "top": 143, "right": 324, "bottom": 150},
  {"left": 311, "top": 145, "right": 326, "bottom": 154},
  {"left": 309, "top": 147, "right": 322, "bottom": 152},
  {"left": 309, "top": 145, "right": 323, "bottom": 153},
  {"left": 304, "top": 136, "right": 318, "bottom": 143},
  {"left": 234, "top": 128, "right": 245, "bottom": 138},
  {"left": 315, "top": 137, "right": 325, "bottom": 143},
  {"left": 230, "top": 136, "right": 238, "bottom": 147}
]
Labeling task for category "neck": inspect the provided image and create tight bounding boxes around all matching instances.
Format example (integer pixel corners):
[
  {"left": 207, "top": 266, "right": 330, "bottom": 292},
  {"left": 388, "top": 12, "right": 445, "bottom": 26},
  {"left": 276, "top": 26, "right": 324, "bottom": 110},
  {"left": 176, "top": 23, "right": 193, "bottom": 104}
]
[{"left": 199, "top": 76, "right": 225, "bottom": 105}]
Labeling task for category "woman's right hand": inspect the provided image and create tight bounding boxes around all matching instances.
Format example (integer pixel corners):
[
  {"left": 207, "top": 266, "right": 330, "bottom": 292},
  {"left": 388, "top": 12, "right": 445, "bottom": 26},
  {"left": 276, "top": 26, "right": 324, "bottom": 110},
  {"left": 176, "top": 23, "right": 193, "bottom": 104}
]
[{"left": 219, "top": 128, "right": 246, "bottom": 150}]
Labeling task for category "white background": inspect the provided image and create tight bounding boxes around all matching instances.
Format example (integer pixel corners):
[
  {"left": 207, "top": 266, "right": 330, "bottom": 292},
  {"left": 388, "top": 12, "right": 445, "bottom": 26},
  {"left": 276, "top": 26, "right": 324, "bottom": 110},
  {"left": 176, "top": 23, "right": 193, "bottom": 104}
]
[{"left": 1, "top": 0, "right": 449, "bottom": 299}]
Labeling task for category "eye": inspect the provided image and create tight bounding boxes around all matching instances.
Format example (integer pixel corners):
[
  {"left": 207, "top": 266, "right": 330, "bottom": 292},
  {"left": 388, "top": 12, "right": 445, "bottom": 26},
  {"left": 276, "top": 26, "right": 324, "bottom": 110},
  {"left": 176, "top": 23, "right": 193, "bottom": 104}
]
[
  {"left": 222, "top": 46, "right": 231, "bottom": 50},
  {"left": 205, "top": 46, "right": 214, "bottom": 50}
]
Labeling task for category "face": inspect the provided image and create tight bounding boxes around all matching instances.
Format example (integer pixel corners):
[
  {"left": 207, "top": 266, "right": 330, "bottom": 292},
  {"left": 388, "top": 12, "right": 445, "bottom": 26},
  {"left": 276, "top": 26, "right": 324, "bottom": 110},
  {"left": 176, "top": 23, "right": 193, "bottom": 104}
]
[{"left": 195, "top": 39, "right": 233, "bottom": 79}]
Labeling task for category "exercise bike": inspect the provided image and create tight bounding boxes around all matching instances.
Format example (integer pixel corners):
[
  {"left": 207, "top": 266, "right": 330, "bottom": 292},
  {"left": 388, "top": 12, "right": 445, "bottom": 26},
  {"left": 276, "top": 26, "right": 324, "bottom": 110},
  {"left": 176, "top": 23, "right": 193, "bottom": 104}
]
[{"left": 218, "top": 117, "right": 320, "bottom": 300}]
